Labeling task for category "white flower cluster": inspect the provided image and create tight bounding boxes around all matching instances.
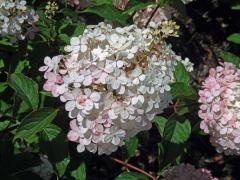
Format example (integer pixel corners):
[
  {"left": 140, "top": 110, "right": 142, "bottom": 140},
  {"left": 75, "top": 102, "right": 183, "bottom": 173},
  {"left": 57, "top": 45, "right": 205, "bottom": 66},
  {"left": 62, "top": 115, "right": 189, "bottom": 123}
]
[
  {"left": 39, "top": 22, "right": 192, "bottom": 155},
  {"left": 0, "top": 0, "right": 38, "bottom": 40},
  {"left": 164, "top": 164, "right": 218, "bottom": 180},
  {"left": 199, "top": 62, "right": 240, "bottom": 155}
]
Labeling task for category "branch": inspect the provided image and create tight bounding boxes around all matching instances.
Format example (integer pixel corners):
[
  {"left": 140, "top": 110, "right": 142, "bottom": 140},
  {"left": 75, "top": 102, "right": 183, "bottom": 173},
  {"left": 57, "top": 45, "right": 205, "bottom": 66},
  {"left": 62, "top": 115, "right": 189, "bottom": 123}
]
[
  {"left": 110, "top": 157, "right": 158, "bottom": 180},
  {"left": 145, "top": 5, "right": 160, "bottom": 28}
]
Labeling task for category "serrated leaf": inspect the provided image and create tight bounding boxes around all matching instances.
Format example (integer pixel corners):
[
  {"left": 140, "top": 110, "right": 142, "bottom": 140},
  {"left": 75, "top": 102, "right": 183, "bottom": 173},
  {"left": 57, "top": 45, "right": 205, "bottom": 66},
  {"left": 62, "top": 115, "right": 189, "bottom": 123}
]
[
  {"left": 227, "top": 33, "right": 240, "bottom": 44},
  {"left": 71, "top": 163, "right": 86, "bottom": 180},
  {"left": 171, "top": 82, "right": 197, "bottom": 100},
  {"left": 42, "top": 124, "right": 61, "bottom": 141},
  {"left": 174, "top": 61, "right": 190, "bottom": 84},
  {"left": 0, "top": 121, "right": 10, "bottom": 131},
  {"left": 124, "top": 136, "right": 138, "bottom": 159},
  {"left": 155, "top": 116, "right": 168, "bottom": 136},
  {"left": 55, "top": 157, "right": 70, "bottom": 177},
  {"left": 163, "top": 119, "right": 191, "bottom": 144},
  {"left": 8, "top": 73, "right": 39, "bottom": 110},
  {"left": 82, "top": 4, "right": 128, "bottom": 25},
  {"left": 220, "top": 51, "right": 240, "bottom": 67},
  {"left": 115, "top": 172, "right": 148, "bottom": 180},
  {"left": 15, "top": 108, "right": 58, "bottom": 141}
]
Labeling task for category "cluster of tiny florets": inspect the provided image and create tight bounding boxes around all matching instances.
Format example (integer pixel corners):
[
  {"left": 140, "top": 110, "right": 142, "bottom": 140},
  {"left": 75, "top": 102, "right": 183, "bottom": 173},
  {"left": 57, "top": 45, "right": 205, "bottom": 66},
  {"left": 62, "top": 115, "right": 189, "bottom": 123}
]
[
  {"left": 0, "top": 0, "right": 39, "bottom": 40},
  {"left": 164, "top": 164, "right": 217, "bottom": 180},
  {"left": 199, "top": 62, "right": 240, "bottom": 155},
  {"left": 39, "top": 22, "right": 192, "bottom": 155}
]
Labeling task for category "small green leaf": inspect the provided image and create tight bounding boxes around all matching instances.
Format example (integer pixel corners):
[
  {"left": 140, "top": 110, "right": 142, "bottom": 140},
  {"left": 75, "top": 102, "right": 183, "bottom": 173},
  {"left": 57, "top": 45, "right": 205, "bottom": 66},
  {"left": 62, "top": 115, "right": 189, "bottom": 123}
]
[
  {"left": 155, "top": 116, "right": 168, "bottom": 137},
  {"left": 122, "top": 1, "right": 152, "bottom": 15},
  {"left": 42, "top": 124, "right": 61, "bottom": 141},
  {"left": 171, "top": 82, "right": 197, "bottom": 100},
  {"left": 15, "top": 108, "right": 58, "bottom": 141},
  {"left": 115, "top": 172, "right": 148, "bottom": 180},
  {"left": 174, "top": 61, "right": 190, "bottom": 84},
  {"left": 0, "top": 59, "right": 4, "bottom": 69},
  {"left": 0, "top": 83, "right": 7, "bottom": 93},
  {"left": 55, "top": 157, "right": 70, "bottom": 177},
  {"left": 227, "top": 33, "right": 240, "bottom": 44},
  {"left": 73, "top": 24, "right": 86, "bottom": 36},
  {"left": 163, "top": 118, "right": 191, "bottom": 144},
  {"left": 124, "top": 136, "right": 138, "bottom": 159},
  {"left": 220, "top": 51, "right": 240, "bottom": 67},
  {"left": 15, "top": 60, "right": 30, "bottom": 73},
  {"left": 59, "top": 34, "right": 70, "bottom": 44},
  {"left": 71, "top": 163, "right": 86, "bottom": 180},
  {"left": 231, "top": 4, "right": 240, "bottom": 10},
  {"left": 0, "top": 120, "right": 10, "bottom": 131},
  {"left": 8, "top": 73, "right": 39, "bottom": 110},
  {"left": 40, "top": 91, "right": 53, "bottom": 97},
  {"left": 158, "top": 0, "right": 169, "bottom": 6},
  {"left": 82, "top": 4, "right": 128, "bottom": 25}
]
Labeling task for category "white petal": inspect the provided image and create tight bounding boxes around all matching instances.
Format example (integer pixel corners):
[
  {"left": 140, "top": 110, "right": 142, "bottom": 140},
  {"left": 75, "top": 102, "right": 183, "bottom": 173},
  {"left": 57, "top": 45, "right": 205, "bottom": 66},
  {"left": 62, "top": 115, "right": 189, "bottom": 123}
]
[
  {"left": 90, "top": 92, "right": 101, "bottom": 102},
  {"left": 65, "top": 101, "right": 76, "bottom": 111},
  {"left": 111, "top": 80, "right": 120, "bottom": 89},
  {"left": 84, "top": 99, "right": 94, "bottom": 111},
  {"left": 83, "top": 75, "right": 92, "bottom": 86},
  {"left": 70, "top": 37, "right": 80, "bottom": 46},
  {"left": 108, "top": 109, "right": 118, "bottom": 119},
  {"left": 112, "top": 136, "right": 120, "bottom": 145},
  {"left": 77, "top": 144, "right": 85, "bottom": 153},
  {"left": 81, "top": 45, "right": 88, "bottom": 52}
]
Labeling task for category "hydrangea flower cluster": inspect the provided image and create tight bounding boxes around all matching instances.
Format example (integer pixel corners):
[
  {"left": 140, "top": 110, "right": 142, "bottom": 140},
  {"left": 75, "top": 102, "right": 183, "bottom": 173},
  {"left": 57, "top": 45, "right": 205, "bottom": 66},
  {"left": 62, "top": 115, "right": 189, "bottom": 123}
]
[
  {"left": 199, "top": 62, "right": 240, "bottom": 155},
  {"left": 0, "top": 0, "right": 39, "bottom": 40},
  {"left": 164, "top": 164, "right": 217, "bottom": 180},
  {"left": 39, "top": 22, "right": 192, "bottom": 155}
]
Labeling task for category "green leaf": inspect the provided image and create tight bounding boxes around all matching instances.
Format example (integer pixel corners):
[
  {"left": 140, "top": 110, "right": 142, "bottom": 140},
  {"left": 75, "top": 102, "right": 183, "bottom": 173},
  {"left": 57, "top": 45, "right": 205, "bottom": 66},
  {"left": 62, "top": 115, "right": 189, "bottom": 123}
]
[
  {"left": 0, "top": 120, "right": 10, "bottom": 131},
  {"left": 59, "top": 34, "right": 70, "bottom": 44},
  {"left": 155, "top": 116, "right": 168, "bottom": 137},
  {"left": 115, "top": 172, "right": 148, "bottom": 180},
  {"left": 220, "top": 51, "right": 240, "bottom": 67},
  {"left": 163, "top": 118, "right": 191, "bottom": 144},
  {"left": 158, "top": 0, "right": 169, "bottom": 5},
  {"left": 15, "top": 108, "right": 58, "bottom": 141},
  {"left": 174, "top": 61, "right": 190, "bottom": 84},
  {"left": 171, "top": 82, "right": 197, "bottom": 100},
  {"left": 0, "top": 83, "right": 7, "bottom": 93},
  {"left": 231, "top": 4, "right": 240, "bottom": 10},
  {"left": 0, "top": 59, "right": 4, "bottom": 69},
  {"left": 124, "top": 136, "right": 138, "bottom": 159},
  {"left": 94, "top": 0, "right": 112, "bottom": 5},
  {"left": 17, "top": 101, "right": 30, "bottom": 114},
  {"left": 55, "top": 157, "right": 70, "bottom": 177},
  {"left": 73, "top": 24, "right": 86, "bottom": 36},
  {"left": 15, "top": 59, "right": 30, "bottom": 73},
  {"left": 82, "top": 4, "right": 128, "bottom": 25},
  {"left": 227, "top": 33, "right": 240, "bottom": 44},
  {"left": 8, "top": 73, "right": 39, "bottom": 110},
  {"left": 122, "top": 1, "right": 152, "bottom": 15},
  {"left": 40, "top": 91, "right": 53, "bottom": 97},
  {"left": 42, "top": 124, "right": 61, "bottom": 141},
  {"left": 71, "top": 163, "right": 86, "bottom": 180}
]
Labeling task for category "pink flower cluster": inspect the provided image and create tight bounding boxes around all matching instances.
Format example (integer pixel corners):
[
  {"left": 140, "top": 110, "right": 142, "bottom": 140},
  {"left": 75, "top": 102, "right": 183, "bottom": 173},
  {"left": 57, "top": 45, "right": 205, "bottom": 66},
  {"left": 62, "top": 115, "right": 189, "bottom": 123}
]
[
  {"left": 199, "top": 62, "right": 240, "bottom": 155},
  {"left": 164, "top": 164, "right": 217, "bottom": 180},
  {"left": 39, "top": 22, "right": 192, "bottom": 155}
]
